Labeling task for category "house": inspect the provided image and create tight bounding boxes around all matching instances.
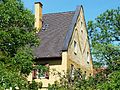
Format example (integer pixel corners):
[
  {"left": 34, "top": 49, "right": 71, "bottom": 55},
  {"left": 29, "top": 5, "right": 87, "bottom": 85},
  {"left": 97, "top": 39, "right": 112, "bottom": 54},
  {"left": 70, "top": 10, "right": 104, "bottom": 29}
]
[{"left": 27, "top": 2, "right": 93, "bottom": 89}]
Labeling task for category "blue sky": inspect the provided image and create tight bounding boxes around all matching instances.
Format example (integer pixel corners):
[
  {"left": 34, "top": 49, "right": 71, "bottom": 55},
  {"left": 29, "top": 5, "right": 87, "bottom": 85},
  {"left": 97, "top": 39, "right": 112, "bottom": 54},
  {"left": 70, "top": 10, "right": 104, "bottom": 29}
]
[{"left": 22, "top": 0, "right": 120, "bottom": 22}]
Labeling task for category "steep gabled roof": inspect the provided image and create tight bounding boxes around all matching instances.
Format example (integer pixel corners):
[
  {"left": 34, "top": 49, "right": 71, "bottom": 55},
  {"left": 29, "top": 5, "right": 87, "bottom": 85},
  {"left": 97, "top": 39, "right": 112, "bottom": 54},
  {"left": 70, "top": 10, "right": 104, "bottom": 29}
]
[{"left": 34, "top": 6, "right": 81, "bottom": 58}]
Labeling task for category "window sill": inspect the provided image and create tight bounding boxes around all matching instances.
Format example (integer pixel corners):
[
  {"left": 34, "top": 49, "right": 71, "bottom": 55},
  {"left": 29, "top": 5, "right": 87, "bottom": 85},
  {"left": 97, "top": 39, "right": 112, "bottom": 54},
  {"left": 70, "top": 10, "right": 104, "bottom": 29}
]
[
  {"left": 39, "top": 77, "right": 46, "bottom": 79},
  {"left": 33, "top": 77, "right": 49, "bottom": 80}
]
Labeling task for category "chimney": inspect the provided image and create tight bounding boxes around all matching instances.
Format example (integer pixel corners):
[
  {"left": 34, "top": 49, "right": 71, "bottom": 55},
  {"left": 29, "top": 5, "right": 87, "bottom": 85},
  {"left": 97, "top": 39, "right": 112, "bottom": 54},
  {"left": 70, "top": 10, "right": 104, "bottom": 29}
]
[{"left": 35, "top": 2, "right": 43, "bottom": 32}]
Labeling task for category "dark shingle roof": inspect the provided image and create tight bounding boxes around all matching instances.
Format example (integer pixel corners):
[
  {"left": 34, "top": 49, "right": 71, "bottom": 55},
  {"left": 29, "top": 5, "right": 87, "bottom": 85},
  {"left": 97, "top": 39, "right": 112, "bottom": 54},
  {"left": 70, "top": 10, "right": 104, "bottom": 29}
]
[{"left": 34, "top": 11, "right": 75, "bottom": 58}]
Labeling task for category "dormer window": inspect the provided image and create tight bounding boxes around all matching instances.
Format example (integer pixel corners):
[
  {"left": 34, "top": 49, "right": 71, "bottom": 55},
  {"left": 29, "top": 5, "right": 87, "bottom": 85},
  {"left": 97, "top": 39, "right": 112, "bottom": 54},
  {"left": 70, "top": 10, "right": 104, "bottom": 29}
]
[
  {"left": 42, "top": 23, "right": 49, "bottom": 31},
  {"left": 74, "top": 41, "right": 77, "bottom": 55}
]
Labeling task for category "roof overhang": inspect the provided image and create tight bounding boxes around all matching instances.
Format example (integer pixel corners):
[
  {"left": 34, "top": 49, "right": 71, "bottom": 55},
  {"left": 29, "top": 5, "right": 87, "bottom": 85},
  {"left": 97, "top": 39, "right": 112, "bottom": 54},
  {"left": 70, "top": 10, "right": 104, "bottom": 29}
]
[
  {"left": 35, "top": 56, "right": 62, "bottom": 61},
  {"left": 62, "top": 5, "right": 83, "bottom": 51}
]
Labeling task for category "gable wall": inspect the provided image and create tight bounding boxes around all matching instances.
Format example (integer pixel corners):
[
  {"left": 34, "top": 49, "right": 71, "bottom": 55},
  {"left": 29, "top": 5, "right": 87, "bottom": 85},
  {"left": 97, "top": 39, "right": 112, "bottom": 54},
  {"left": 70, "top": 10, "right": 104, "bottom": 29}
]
[{"left": 67, "top": 7, "right": 93, "bottom": 76}]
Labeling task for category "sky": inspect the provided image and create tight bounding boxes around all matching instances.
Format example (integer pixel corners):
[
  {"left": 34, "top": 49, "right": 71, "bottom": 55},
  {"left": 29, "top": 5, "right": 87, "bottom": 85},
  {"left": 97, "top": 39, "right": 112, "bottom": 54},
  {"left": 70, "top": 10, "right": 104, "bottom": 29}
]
[{"left": 21, "top": 0, "right": 120, "bottom": 22}]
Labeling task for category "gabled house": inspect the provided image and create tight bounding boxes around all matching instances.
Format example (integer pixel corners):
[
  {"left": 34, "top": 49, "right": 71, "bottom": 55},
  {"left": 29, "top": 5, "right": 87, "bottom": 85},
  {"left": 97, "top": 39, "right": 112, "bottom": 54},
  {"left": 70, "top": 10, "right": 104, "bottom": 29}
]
[{"left": 28, "top": 2, "right": 93, "bottom": 89}]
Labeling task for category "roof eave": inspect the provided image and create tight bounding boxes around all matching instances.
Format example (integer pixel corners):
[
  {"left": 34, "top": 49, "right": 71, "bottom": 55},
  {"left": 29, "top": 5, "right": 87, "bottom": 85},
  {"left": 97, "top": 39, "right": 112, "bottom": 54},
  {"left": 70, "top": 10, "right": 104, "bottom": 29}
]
[{"left": 62, "top": 5, "right": 81, "bottom": 51}]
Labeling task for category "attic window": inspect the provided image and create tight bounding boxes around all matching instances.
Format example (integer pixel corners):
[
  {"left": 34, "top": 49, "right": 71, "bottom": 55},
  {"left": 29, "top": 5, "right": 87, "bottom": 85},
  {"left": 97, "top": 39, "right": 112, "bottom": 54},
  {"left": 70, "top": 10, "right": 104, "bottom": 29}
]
[
  {"left": 42, "top": 24, "right": 49, "bottom": 31},
  {"left": 81, "top": 30, "right": 83, "bottom": 33},
  {"left": 81, "top": 22, "right": 83, "bottom": 27},
  {"left": 74, "top": 41, "right": 77, "bottom": 55}
]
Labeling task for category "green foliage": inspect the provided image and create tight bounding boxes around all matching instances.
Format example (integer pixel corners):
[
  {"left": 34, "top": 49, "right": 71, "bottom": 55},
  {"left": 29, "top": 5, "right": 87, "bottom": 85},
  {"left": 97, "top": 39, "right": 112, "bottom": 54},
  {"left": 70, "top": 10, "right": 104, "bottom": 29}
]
[
  {"left": 87, "top": 7, "right": 120, "bottom": 90},
  {"left": 28, "top": 80, "right": 38, "bottom": 90},
  {"left": 88, "top": 7, "right": 120, "bottom": 71},
  {"left": 48, "top": 69, "right": 89, "bottom": 90},
  {"left": 0, "top": 62, "right": 28, "bottom": 89},
  {"left": 0, "top": 0, "right": 40, "bottom": 89},
  {"left": 86, "top": 7, "right": 120, "bottom": 90},
  {"left": 28, "top": 80, "right": 43, "bottom": 90},
  {"left": 12, "top": 46, "right": 33, "bottom": 75},
  {"left": 38, "top": 81, "right": 43, "bottom": 89},
  {"left": 0, "top": 0, "right": 39, "bottom": 56},
  {"left": 48, "top": 69, "right": 120, "bottom": 90},
  {"left": 95, "top": 71, "right": 120, "bottom": 90},
  {"left": 93, "top": 61, "right": 103, "bottom": 69}
]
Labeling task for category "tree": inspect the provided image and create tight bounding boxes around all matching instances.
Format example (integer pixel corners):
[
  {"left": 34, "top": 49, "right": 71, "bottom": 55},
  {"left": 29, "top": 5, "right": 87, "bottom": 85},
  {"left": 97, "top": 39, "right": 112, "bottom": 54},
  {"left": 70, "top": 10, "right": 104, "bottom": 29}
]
[
  {"left": 87, "top": 7, "right": 120, "bottom": 90},
  {"left": 88, "top": 7, "right": 120, "bottom": 71},
  {"left": 0, "top": 0, "right": 39, "bottom": 89}
]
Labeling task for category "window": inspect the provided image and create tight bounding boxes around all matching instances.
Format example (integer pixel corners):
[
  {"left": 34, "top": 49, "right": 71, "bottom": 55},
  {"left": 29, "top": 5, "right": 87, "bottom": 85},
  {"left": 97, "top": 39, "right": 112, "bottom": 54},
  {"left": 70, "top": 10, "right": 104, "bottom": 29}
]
[
  {"left": 81, "top": 30, "right": 83, "bottom": 33},
  {"left": 42, "top": 23, "right": 49, "bottom": 31},
  {"left": 32, "top": 69, "right": 37, "bottom": 79},
  {"left": 81, "top": 22, "right": 83, "bottom": 34},
  {"left": 89, "top": 73, "right": 91, "bottom": 76},
  {"left": 70, "top": 64, "right": 75, "bottom": 80},
  {"left": 74, "top": 41, "right": 77, "bottom": 55},
  {"left": 38, "top": 64, "right": 49, "bottom": 79},
  {"left": 87, "top": 52, "right": 90, "bottom": 64},
  {"left": 84, "top": 71, "right": 87, "bottom": 79},
  {"left": 32, "top": 64, "right": 49, "bottom": 79},
  {"left": 81, "top": 21, "right": 83, "bottom": 28}
]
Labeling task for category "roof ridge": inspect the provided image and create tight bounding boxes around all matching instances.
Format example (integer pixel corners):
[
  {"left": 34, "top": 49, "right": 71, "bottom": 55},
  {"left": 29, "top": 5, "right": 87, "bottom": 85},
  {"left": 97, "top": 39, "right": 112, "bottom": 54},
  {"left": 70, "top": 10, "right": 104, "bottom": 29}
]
[{"left": 43, "top": 11, "right": 75, "bottom": 15}]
